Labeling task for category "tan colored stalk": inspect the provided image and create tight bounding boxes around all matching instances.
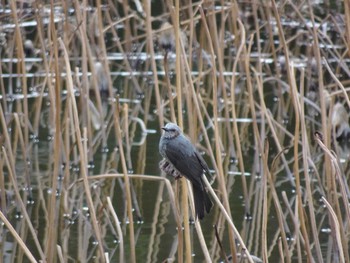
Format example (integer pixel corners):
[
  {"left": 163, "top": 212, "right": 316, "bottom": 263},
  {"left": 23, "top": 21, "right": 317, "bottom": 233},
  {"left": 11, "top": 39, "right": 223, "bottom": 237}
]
[
  {"left": 2, "top": 146, "right": 45, "bottom": 260},
  {"left": 306, "top": 0, "right": 332, "bottom": 197},
  {"left": 73, "top": 0, "right": 96, "bottom": 163},
  {"left": 186, "top": 181, "right": 211, "bottom": 262},
  {"left": 212, "top": 0, "right": 237, "bottom": 178},
  {"left": 321, "top": 197, "right": 345, "bottom": 262},
  {"left": 103, "top": 13, "right": 142, "bottom": 95},
  {"left": 202, "top": 175, "right": 254, "bottom": 262},
  {"left": 0, "top": 209, "right": 37, "bottom": 263},
  {"left": 271, "top": 1, "right": 322, "bottom": 262},
  {"left": 0, "top": 56, "right": 6, "bottom": 110},
  {"left": 164, "top": 53, "right": 177, "bottom": 122},
  {"left": 315, "top": 134, "right": 350, "bottom": 262},
  {"left": 0, "top": 156, "right": 5, "bottom": 215},
  {"left": 143, "top": 0, "right": 163, "bottom": 127},
  {"left": 57, "top": 245, "right": 64, "bottom": 263},
  {"left": 78, "top": 171, "right": 253, "bottom": 261},
  {"left": 13, "top": 114, "right": 31, "bottom": 191},
  {"left": 264, "top": 142, "right": 291, "bottom": 263},
  {"left": 342, "top": 0, "right": 350, "bottom": 57},
  {"left": 253, "top": 71, "right": 295, "bottom": 184},
  {"left": 32, "top": 1, "right": 51, "bottom": 135},
  {"left": 45, "top": 1, "right": 63, "bottom": 260},
  {"left": 261, "top": 141, "right": 268, "bottom": 262},
  {"left": 113, "top": 103, "right": 136, "bottom": 263},
  {"left": 9, "top": 0, "right": 29, "bottom": 146},
  {"left": 294, "top": 65, "right": 325, "bottom": 263},
  {"left": 323, "top": 58, "right": 350, "bottom": 108},
  {"left": 106, "top": 197, "right": 124, "bottom": 262},
  {"left": 166, "top": 0, "right": 189, "bottom": 262},
  {"left": 59, "top": 38, "right": 105, "bottom": 260},
  {"left": 197, "top": 7, "right": 238, "bottom": 260},
  {"left": 229, "top": 18, "right": 250, "bottom": 220}
]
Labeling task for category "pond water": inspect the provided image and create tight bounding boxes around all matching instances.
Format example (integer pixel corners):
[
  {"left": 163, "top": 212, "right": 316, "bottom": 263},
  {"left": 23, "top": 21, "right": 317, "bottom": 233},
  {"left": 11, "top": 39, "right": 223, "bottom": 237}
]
[{"left": 1, "top": 0, "right": 350, "bottom": 262}]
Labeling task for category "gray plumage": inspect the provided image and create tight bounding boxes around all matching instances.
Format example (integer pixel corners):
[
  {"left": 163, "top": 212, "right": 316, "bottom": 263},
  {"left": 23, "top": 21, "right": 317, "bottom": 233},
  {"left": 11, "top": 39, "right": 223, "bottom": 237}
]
[{"left": 159, "top": 123, "right": 213, "bottom": 220}]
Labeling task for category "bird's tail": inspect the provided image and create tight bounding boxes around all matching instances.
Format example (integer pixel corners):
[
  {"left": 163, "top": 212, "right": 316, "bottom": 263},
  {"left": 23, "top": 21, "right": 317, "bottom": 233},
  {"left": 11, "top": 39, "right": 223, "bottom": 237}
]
[{"left": 192, "top": 184, "right": 213, "bottom": 220}]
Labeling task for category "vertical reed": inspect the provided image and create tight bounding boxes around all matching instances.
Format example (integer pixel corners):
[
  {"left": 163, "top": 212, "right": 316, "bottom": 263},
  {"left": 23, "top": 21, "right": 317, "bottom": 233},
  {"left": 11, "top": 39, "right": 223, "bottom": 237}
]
[
  {"left": 59, "top": 38, "right": 106, "bottom": 260},
  {"left": 113, "top": 102, "right": 136, "bottom": 262}
]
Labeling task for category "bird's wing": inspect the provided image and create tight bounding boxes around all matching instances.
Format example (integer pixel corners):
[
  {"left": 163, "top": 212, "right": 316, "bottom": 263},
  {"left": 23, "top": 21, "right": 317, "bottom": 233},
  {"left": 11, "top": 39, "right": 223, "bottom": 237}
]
[
  {"left": 194, "top": 150, "right": 211, "bottom": 175},
  {"left": 164, "top": 137, "right": 205, "bottom": 187}
]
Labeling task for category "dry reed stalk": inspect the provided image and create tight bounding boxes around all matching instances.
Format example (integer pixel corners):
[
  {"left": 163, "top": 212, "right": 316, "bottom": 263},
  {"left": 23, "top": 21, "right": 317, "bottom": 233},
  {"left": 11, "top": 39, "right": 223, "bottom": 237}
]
[
  {"left": 0, "top": 209, "right": 37, "bottom": 263},
  {"left": 146, "top": 180, "right": 174, "bottom": 261},
  {"left": 59, "top": 38, "right": 105, "bottom": 260},
  {"left": 61, "top": 110, "right": 72, "bottom": 262},
  {"left": 261, "top": 141, "right": 268, "bottom": 262},
  {"left": 122, "top": 104, "right": 132, "bottom": 171},
  {"left": 160, "top": 1, "right": 189, "bottom": 262},
  {"left": 245, "top": 170, "right": 262, "bottom": 258},
  {"left": 9, "top": 0, "right": 29, "bottom": 147},
  {"left": 270, "top": 2, "right": 323, "bottom": 262},
  {"left": 306, "top": 0, "right": 333, "bottom": 193},
  {"left": 73, "top": 173, "right": 180, "bottom": 220},
  {"left": 13, "top": 114, "right": 31, "bottom": 191},
  {"left": 112, "top": 102, "right": 136, "bottom": 263},
  {"left": 142, "top": 0, "right": 164, "bottom": 128},
  {"left": 294, "top": 65, "right": 325, "bottom": 262},
  {"left": 2, "top": 147, "right": 45, "bottom": 260},
  {"left": 201, "top": 175, "right": 254, "bottom": 262},
  {"left": 298, "top": 67, "right": 335, "bottom": 262},
  {"left": 95, "top": 0, "right": 113, "bottom": 107},
  {"left": 293, "top": 184, "right": 302, "bottom": 262},
  {"left": 32, "top": 2, "right": 51, "bottom": 135},
  {"left": 341, "top": 0, "right": 350, "bottom": 55},
  {"left": 314, "top": 133, "right": 350, "bottom": 262},
  {"left": 57, "top": 245, "right": 64, "bottom": 263},
  {"left": 212, "top": 1, "right": 237, "bottom": 164},
  {"left": 253, "top": 71, "right": 294, "bottom": 185},
  {"left": 289, "top": 62, "right": 314, "bottom": 261},
  {"left": 323, "top": 58, "right": 350, "bottom": 108},
  {"left": 103, "top": 12, "right": 142, "bottom": 95},
  {"left": 263, "top": 141, "right": 291, "bottom": 263},
  {"left": 229, "top": 20, "right": 249, "bottom": 220},
  {"left": 45, "top": 1, "right": 63, "bottom": 260},
  {"left": 185, "top": 180, "right": 211, "bottom": 262},
  {"left": 278, "top": 238, "right": 285, "bottom": 263},
  {"left": 0, "top": 93, "right": 46, "bottom": 260},
  {"left": 72, "top": 0, "right": 96, "bottom": 163},
  {"left": 0, "top": 156, "right": 5, "bottom": 215},
  {"left": 106, "top": 196, "right": 124, "bottom": 262},
  {"left": 73, "top": 171, "right": 182, "bottom": 261},
  {"left": 321, "top": 197, "right": 345, "bottom": 262},
  {"left": 197, "top": 6, "right": 238, "bottom": 260},
  {"left": 163, "top": 6, "right": 216, "bottom": 260},
  {"left": 121, "top": 1, "right": 132, "bottom": 52},
  {"left": 280, "top": 191, "right": 303, "bottom": 262},
  {"left": 163, "top": 53, "right": 177, "bottom": 122},
  {"left": 105, "top": 253, "right": 110, "bottom": 263},
  {"left": 0, "top": 53, "right": 6, "bottom": 110}
]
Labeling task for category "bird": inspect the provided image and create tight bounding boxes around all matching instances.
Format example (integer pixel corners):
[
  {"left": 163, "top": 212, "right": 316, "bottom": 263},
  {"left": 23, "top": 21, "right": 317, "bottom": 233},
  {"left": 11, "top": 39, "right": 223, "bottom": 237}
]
[{"left": 159, "top": 122, "right": 213, "bottom": 220}]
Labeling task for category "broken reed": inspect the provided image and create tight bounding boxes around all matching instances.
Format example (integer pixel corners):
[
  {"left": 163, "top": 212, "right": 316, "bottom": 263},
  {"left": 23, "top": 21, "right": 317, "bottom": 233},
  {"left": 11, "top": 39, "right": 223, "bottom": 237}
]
[{"left": 0, "top": 0, "right": 350, "bottom": 262}]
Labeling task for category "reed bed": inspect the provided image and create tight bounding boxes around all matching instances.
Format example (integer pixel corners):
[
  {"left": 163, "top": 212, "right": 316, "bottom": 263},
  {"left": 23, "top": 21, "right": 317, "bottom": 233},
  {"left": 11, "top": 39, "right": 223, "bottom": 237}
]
[{"left": 0, "top": 0, "right": 349, "bottom": 262}]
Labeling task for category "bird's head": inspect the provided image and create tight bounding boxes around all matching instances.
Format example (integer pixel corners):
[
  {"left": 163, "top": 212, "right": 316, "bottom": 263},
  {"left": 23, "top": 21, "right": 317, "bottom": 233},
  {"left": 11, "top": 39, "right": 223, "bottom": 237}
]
[{"left": 161, "top": 123, "right": 181, "bottom": 139}]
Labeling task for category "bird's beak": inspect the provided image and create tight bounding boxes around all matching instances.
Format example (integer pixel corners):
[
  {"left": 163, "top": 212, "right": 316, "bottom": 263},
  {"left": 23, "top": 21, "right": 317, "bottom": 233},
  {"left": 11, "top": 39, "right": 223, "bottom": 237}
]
[{"left": 162, "top": 127, "right": 167, "bottom": 131}]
